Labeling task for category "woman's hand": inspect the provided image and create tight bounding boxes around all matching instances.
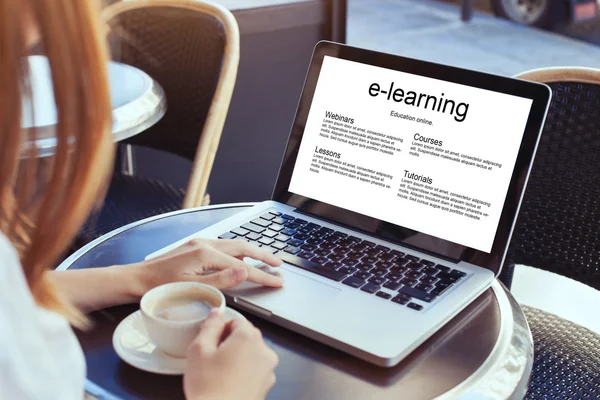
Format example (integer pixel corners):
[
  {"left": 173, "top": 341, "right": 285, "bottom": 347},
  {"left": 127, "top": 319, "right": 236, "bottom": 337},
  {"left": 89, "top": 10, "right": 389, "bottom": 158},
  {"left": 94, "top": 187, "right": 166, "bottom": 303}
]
[
  {"left": 134, "top": 238, "right": 284, "bottom": 295},
  {"left": 184, "top": 310, "right": 278, "bottom": 400},
  {"left": 50, "top": 238, "right": 283, "bottom": 312}
]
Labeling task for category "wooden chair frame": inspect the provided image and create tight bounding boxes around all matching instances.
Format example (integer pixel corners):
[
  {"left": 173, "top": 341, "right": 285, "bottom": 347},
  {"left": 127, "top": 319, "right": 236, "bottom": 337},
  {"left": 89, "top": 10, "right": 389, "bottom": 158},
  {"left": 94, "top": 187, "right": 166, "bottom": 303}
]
[{"left": 102, "top": 0, "right": 240, "bottom": 208}]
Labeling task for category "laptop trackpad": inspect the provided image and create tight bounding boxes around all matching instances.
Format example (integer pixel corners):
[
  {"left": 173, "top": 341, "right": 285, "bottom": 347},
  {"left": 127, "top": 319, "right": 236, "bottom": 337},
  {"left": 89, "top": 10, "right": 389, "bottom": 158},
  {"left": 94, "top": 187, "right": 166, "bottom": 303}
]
[{"left": 226, "top": 266, "right": 341, "bottom": 315}]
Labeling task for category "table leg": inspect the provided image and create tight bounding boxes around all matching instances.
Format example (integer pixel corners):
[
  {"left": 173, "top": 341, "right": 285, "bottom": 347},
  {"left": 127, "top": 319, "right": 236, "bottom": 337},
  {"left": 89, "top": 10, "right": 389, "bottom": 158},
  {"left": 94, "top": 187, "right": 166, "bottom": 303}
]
[{"left": 461, "top": 0, "right": 473, "bottom": 22}]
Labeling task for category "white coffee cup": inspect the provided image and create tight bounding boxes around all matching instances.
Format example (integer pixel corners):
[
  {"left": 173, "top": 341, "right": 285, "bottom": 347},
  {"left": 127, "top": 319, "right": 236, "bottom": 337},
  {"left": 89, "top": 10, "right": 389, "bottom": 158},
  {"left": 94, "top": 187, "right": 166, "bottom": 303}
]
[{"left": 140, "top": 282, "right": 226, "bottom": 357}]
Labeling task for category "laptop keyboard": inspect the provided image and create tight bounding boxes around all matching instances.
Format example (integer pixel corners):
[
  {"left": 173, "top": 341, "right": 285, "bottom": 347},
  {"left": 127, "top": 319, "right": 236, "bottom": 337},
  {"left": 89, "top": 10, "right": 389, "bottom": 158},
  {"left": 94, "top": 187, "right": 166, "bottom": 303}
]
[{"left": 218, "top": 210, "right": 467, "bottom": 311}]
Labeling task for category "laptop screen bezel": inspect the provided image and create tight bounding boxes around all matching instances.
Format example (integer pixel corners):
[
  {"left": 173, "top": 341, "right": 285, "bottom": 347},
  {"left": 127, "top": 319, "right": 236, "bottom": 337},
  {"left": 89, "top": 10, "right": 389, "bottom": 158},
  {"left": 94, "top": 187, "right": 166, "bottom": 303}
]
[{"left": 271, "top": 41, "right": 551, "bottom": 276}]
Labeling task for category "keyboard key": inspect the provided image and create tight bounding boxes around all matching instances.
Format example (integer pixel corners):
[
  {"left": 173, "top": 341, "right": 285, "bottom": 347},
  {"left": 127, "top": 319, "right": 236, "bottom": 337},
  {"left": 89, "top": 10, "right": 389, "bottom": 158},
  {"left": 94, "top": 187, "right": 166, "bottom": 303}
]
[
  {"left": 252, "top": 218, "right": 272, "bottom": 228},
  {"left": 262, "top": 230, "right": 278, "bottom": 238},
  {"left": 395, "top": 258, "right": 411, "bottom": 267},
  {"left": 320, "top": 242, "right": 337, "bottom": 250},
  {"left": 294, "top": 233, "right": 310, "bottom": 241},
  {"left": 272, "top": 242, "right": 288, "bottom": 251},
  {"left": 342, "top": 258, "right": 360, "bottom": 267},
  {"left": 258, "top": 237, "right": 275, "bottom": 246},
  {"left": 298, "top": 251, "right": 315, "bottom": 260},
  {"left": 269, "top": 210, "right": 282, "bottom": 216},
  {"left": 312, "top": 256, "right": 329, "bottom": 265},
  {"left": 376, "top": 261, "right": 393, "bottom": 270},
  {"left": 298, "top": 226, "right": 315, "bottom": 234},
  {"left": 430, "top": 282, "right": 452, "bottom": 296},
  {"left": 391, "top": 249, "right": 405, "bottom": 257},
  {"left": 407, "top": 302, "right": 423, "bottom": 311},
  {"left": 420, "top": 260, "right": 435, "bottom": 267},
  {"left": 279, "top": 253, "right": 348, "bottom": 282},
  {"left": 406, "top": 271, "right": 423, "bottom": 280},
  {"left": 270, "top": 224, "right": 285, "bottom": 232},
  {"left": 285, "top": 222, "right": 300, "bottom": 229},
  {"left": 372, "top": 268, "right": 388, "bottom": 277},
  {"left": 306, "top": 238, "right": 321, "bottom": 245},
  {"left": 376, "top": 291, "right": 392, "bottom": 300},
  {"left": 219, "top": 232, "right": 236, "bottom": 239},
  {"left": 275, "top": 234, "right": 290, "bottom": 242},
  {"left": 390, "top": 266, "right": 409, "bottom": 275},
  {"left": 385, "top": 273, "right": 403, "bottom": 282},
  {"left": 362, "top": 240, "right": 375, "bottom": 248},
  {"left": 422, "top": 266, "right": 439, "bottom": 276},
  {"left": 294, "top": 218, "right": 308, "bottom": 225},
  {"left": 450, "top": 269, "right": 467, "bottom": 278},
  {"left": 405, "top": 255, "right": 420, "bottom": 262},
  {"left": 272, "top": 217, "right": 285, "bottom": 225},
  {"left": 314, "top": 248, "right": 331, "bottom": 257},
  {"left": 435, "top": 264, "right": 451, "bottom": 272},
  {"left": 307, "top": 222, "right": 321, "bottom": 230},
  {"left": 369, "top": 276, "right": 387, "bottom": 285},
  {"left": 400, "top": 287, "right": 435, "bottom": 303},
  {"left": 342, "top": 276, "right": 365, "bottom": 288},
  {"left": 362, "top": 256, "right": 379, "bottom": 264},
  {"left": 300, "top": 243, "right": 318, "bottom": 252},
  {"left": 416, "top": 283, "right": 433, "bottom": 292},
  {"left": 379, "top": 252, "right": 396, "bottom": 262},
  {"left": 281, "top": 214, "right": 294, "bottom": 220},
  {"left": 356, "top": 263, "right": 373, "bottom": 271},
  {"left": 383, "top": 281, "right": 401, "bottom": 290},
  {"left": 401, "top": 278, "right": 418, "bottom": 287},
  {"left": 242, "top": 223, "right": 266, "bottom": 234},
  {"left": 354, "top": 271, "right": 371, "bottom": 280},
  {"left": 260, "top": 213, "right": 276, "bottom": 221},
  {"left": 406, "top": 262, "right": 424, "bottom": 271},
  {"left": 375, "top": 245, "right": 390, "bottom": 252},
  {"left": 246, "top": 232, "right": 262, "bottom": 241},
  {"left": 437, "top": 272, "right": 460, "bottom": 283},
  {"left": 329, "top": 253, "right": 346, "bottom": 262},
  {"left": 361, "top": 283, "right": 380, "bottom": 294},
  {"left": 287, "top": 238, "right": 304, "bottom": 247},
  {"left": 283, "top": 228, "right": 296, "bottom": 236},
  {"left": 332, "top": 232, "right": 348, "bottom": 238},
  {"left": 284, "top": 246, "right": 301, "bottom": 254},
  {"left": 421, "top": 276, "right": 439, "bottom": 285},
  {"left": 339, "top": 266, "right": 357, "bottom": 275},
  {"left": 392, "top": 295, "right": 410, "bottom": 305},
  {"left": 324, "top": 261, "right": 342, "bottom": 270},
  {"left": 365, "top": 248, "right": 382, "bottom": 257},
  {"left": 348, "top": 236, "right": 361, "bottom": 242},
  {"left": 231, "top": 227, "right": 250, "bottom": 236}
]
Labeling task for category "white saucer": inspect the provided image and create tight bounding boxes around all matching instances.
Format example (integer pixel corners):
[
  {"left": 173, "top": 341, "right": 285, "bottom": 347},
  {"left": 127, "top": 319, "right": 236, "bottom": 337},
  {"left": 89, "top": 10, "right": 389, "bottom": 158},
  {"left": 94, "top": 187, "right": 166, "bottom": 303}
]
[{"left": 113, "top": 308, "right": 246, "bottom": 375}]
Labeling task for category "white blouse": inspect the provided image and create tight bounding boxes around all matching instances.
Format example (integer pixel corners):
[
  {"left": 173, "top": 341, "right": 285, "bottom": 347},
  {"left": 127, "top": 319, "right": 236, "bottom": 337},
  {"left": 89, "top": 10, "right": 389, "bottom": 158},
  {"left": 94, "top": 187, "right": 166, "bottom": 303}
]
[{"left": 0, "top": 231, "right": 86, "bottom": 399}]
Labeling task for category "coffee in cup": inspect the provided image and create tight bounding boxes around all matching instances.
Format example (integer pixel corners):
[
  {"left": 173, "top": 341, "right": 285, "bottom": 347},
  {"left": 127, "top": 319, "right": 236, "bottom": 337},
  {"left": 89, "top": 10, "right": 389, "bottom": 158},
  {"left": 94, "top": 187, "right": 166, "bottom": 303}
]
[{"left": 141, "top": 282, "right": 226, "bottom": 357}]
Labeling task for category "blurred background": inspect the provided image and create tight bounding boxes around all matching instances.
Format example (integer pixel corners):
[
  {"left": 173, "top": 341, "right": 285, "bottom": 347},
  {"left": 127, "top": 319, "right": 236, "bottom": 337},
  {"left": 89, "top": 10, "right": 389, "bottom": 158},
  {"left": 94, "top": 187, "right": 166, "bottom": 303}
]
[{"left": 109, "top": 0, "right": 600, "bottom": 206}]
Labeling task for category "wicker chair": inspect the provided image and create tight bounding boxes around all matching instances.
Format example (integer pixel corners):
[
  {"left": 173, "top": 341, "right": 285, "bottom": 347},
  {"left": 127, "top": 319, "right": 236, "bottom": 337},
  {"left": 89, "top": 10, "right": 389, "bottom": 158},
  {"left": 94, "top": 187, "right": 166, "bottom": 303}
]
[
  {"left": 500, "top": 67, "right": 600, "bottom": 399},
  {"left": 77, "top": 0, "right": 240, "bottom": 244}
]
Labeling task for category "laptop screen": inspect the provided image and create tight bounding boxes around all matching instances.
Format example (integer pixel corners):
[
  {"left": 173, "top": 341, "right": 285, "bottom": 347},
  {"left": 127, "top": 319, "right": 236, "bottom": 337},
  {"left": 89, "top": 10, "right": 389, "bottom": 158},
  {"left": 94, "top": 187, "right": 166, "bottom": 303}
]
[
  {"left": 273, "top": 43, "right": 550, "bottom": 272},
  {"left": 287, "top": 55, "right": 532, "bottom": 254}
]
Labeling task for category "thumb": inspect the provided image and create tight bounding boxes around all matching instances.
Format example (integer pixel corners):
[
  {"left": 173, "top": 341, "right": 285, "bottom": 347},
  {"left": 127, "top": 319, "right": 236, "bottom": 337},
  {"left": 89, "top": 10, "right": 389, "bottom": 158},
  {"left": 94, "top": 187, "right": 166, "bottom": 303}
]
[
  {"left": 199, "top": 267, "right": 248, "bottom": 289},
  {"left": 189, "top": 309, "right": 226, "bottom": 354}
]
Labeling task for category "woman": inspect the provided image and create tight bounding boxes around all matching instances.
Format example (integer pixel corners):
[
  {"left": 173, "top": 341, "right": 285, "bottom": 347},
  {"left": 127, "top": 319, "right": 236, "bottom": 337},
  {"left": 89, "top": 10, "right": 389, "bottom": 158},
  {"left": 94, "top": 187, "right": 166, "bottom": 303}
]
[{"left": 1, "top": 1, "right": 282, "bottom": 399}]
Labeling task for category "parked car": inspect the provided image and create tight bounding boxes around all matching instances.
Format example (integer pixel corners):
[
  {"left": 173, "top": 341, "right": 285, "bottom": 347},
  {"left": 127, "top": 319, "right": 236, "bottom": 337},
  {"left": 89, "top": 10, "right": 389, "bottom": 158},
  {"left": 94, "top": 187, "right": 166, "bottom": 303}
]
[{"left": 491, "top": 0, "right": 599, "bottom": 30}]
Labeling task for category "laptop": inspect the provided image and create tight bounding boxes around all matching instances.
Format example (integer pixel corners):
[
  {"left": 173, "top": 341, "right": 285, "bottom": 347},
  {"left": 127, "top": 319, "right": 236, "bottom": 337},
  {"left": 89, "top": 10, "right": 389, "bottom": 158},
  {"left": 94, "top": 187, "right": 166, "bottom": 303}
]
[{"left": 147, "top": 42, "right": 551, "bottom": 367}]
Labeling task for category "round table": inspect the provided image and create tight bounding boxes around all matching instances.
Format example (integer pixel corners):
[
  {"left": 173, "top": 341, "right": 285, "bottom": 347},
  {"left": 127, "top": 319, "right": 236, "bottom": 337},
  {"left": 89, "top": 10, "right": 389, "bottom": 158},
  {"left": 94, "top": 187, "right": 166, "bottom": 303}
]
[
  {"left": 21, "top": 55, "right": 166, "bottom": 158},
  {"left": 58, "top": 204, "right": 534, "bottom": 400}
]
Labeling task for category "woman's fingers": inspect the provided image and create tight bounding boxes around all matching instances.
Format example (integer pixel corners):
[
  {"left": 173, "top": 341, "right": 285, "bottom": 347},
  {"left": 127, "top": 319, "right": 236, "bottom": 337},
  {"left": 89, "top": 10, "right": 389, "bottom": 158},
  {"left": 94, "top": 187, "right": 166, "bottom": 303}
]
[
  {"left": 210, "top": 239, "right": 283, "bottom": 267},
  {"left": 198, "top": 268, "right": 248, "bottom": 289},
  {"left": 196, "top": 247, "right": 284, "bottom": 288},
  {"left": 189, "top": 309, "right": 227, "bottom": 354}
]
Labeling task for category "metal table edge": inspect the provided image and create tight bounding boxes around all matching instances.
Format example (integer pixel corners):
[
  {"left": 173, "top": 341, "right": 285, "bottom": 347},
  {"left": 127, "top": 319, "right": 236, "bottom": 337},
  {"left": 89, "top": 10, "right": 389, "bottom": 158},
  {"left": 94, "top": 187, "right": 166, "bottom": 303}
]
[{"left": 57, "top": 202, "right": 256, "bottom": 271}]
